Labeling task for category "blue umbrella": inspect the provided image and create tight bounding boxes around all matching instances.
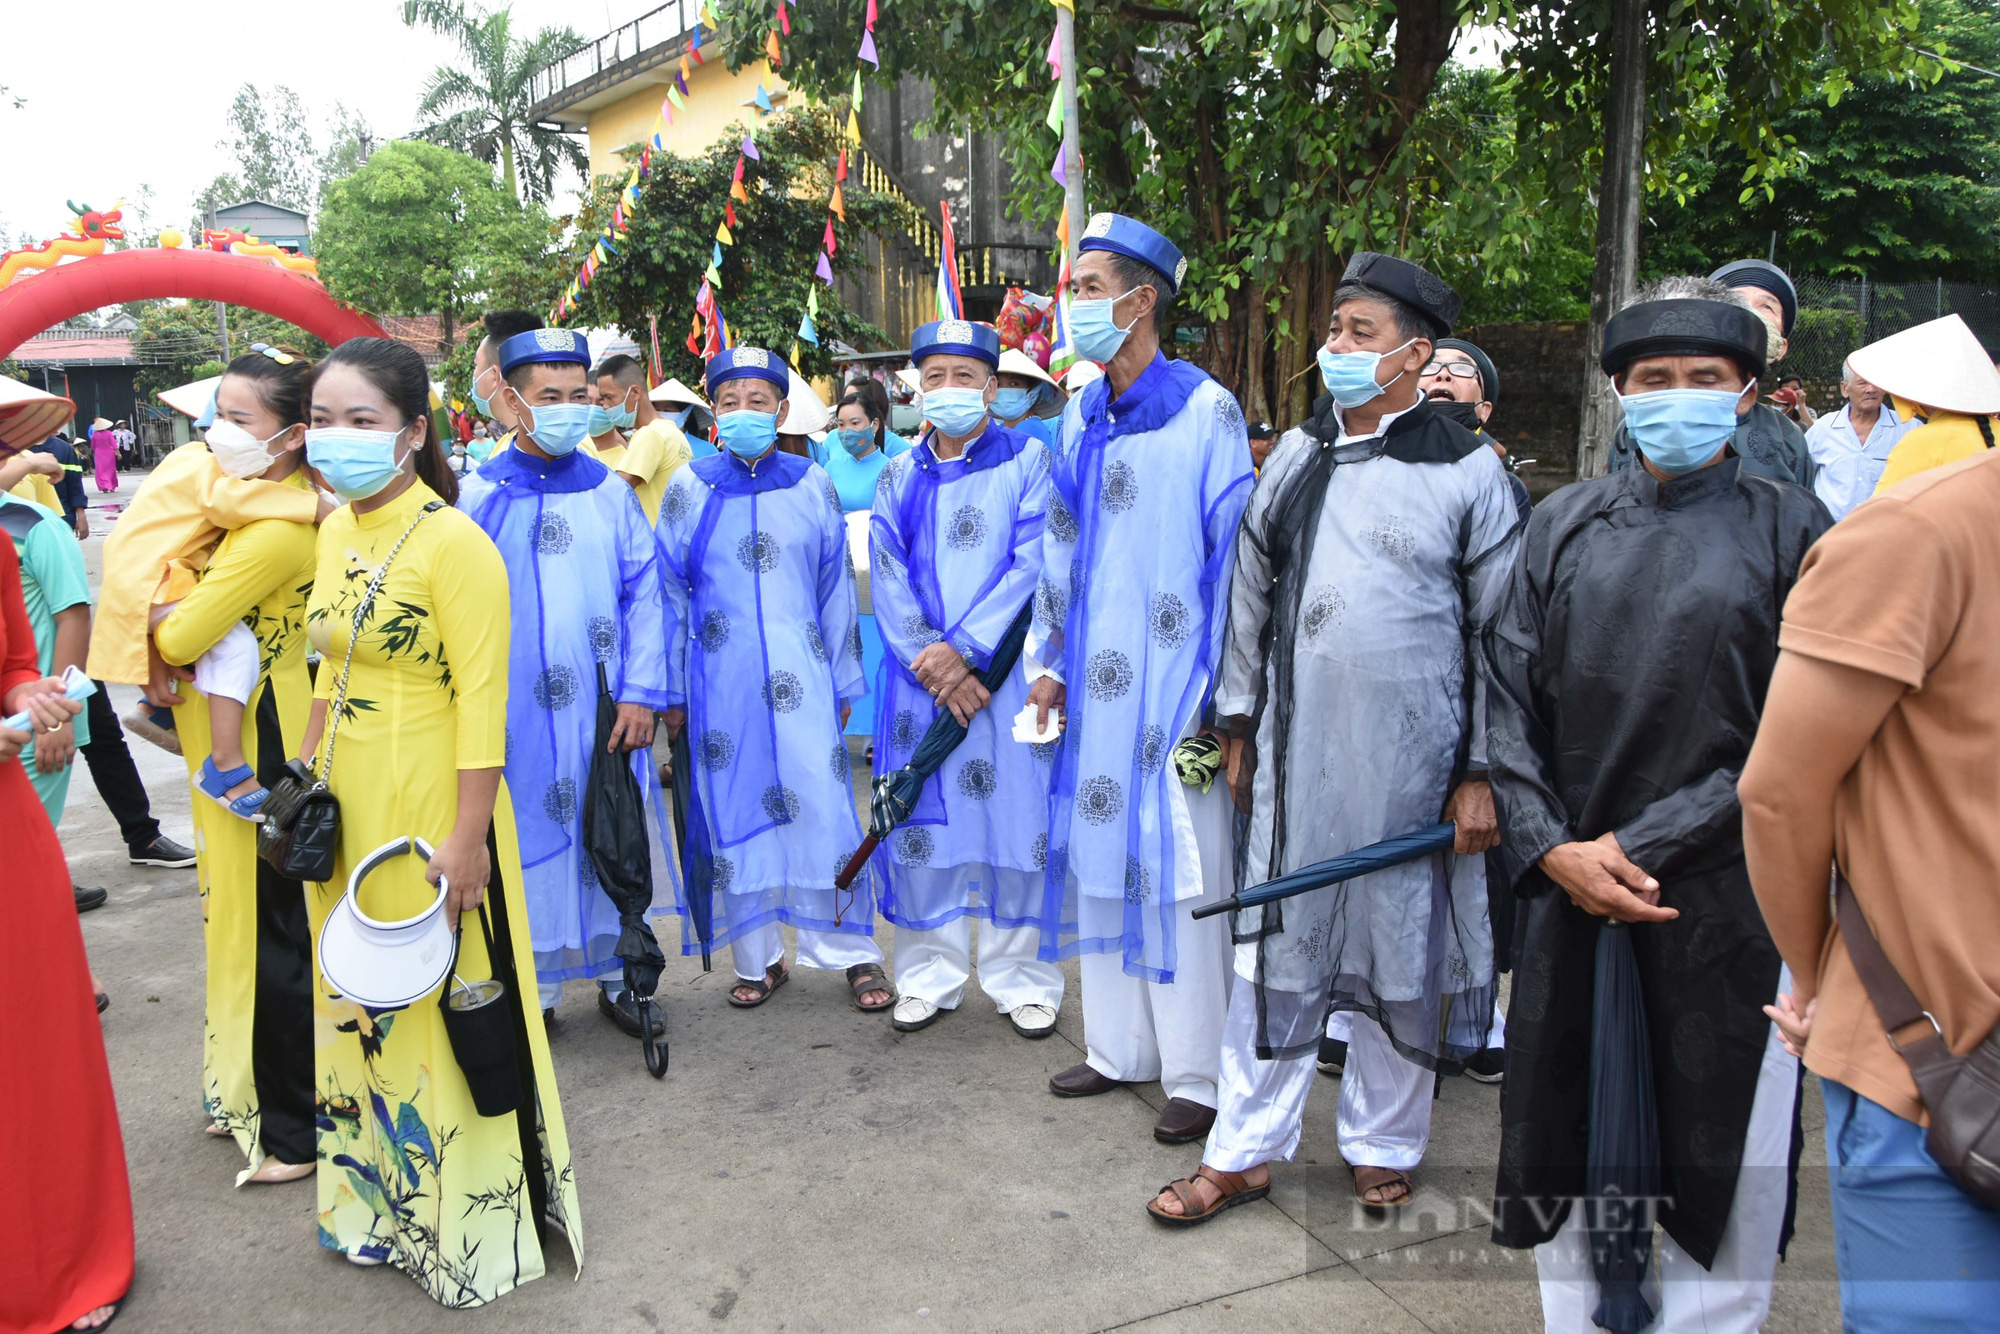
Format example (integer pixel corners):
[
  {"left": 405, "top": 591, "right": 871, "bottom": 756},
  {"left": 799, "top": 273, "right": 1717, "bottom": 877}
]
[
  {"left": 1585, "top": 921, "right": 1660, "bottom": 1333},
  {"left": 1190, "top": 822, "right": 1458, "bottom": 920}
]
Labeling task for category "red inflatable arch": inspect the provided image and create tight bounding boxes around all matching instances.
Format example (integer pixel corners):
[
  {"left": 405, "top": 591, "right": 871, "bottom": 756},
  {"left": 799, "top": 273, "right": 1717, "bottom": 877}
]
[{"left": 0, "top": 247, "right": 387, "bottom": 359}]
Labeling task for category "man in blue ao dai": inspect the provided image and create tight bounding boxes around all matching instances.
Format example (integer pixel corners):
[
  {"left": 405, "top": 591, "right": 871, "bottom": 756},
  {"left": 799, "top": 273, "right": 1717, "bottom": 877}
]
[
  {"left": 657, "top": 347, "right": 892, "bottom": 1012},
  {"left": 870, "top": 318, "right": 1063, "bottom": 1037}
]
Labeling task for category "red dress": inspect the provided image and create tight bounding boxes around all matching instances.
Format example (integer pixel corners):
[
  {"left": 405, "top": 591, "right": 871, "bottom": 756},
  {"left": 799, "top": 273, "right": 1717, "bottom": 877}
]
[{"left": 0, "top": 538, "right": 133, "bottom": 1333}]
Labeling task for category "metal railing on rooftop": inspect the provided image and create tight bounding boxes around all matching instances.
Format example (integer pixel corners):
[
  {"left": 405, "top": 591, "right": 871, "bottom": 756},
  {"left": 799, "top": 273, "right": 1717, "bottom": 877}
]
[{"left": 526, "top": 1, "right": 702, "bottom": 119}]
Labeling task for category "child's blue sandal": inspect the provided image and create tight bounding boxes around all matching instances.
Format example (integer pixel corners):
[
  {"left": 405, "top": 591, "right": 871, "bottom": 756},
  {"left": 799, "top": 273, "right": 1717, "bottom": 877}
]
[{"left": 198, "top": 756, "right": 269, "bottom": 822}]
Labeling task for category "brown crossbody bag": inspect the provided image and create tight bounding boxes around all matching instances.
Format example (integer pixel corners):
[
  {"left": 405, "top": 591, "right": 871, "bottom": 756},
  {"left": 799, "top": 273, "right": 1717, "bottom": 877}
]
[{"left": 1835, "top": 872, "right": 2000, "bottom": 1207}]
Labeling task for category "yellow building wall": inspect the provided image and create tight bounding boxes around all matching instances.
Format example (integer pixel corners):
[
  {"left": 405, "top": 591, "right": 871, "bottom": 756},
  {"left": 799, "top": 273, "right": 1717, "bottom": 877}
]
[{"left": 585, "top": 59, "right": 788, "bottom": 182}]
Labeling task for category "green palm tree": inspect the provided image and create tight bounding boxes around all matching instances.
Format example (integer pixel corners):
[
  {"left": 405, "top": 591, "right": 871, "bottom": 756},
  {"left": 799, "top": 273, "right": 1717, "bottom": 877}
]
[{"left": 401, "top": 1, "right": 587, "bottom": 206}]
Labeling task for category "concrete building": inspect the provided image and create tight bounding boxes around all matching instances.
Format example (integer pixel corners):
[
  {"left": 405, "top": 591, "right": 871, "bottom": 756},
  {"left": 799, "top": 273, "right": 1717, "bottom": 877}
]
[{"left": 209, "top": 201, "right": 312, "bottom": 255}]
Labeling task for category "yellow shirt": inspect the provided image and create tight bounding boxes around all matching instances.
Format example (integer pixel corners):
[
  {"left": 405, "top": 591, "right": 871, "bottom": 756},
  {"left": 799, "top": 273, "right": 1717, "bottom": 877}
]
[
  {"left": 9, "top": 472, "right": 61, "bottom": 514},
  {"left": 85, "top": 440, "right": 319, "bottom": 684},
  {"left": 596, "top": 417, "right": 691, "bottom": 527},
  {"left": 1872, "top": 408, "right": 1996, "bottom": 497}
]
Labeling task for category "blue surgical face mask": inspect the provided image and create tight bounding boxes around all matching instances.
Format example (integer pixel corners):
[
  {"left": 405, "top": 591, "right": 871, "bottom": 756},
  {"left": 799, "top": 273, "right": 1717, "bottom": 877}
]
[
  {"left": 663, "top": 406, "right": 692, "bottom": 428},
  {"left": 586, "top": 404, "right": 618, "bottom": 438},
  {"left": 837, "top": 426, "right": 876, "bottom": 458},
  {"left": 992, "top": 386, "right": 1039, "bottom": 421},
  {"left": 1618, "top": 387, "right": 1745, "bottom": 477},
  {"left": 520, "top": 402, "right": 594, "bottom": 457},
  {"left": 470, "top": 366, "right": 498, "bottom": 419},
  {"left": 306, "top": 426, "right": 407, "bottom": 502},
  {"left": 717, "top": 410, "right": 779, "bottom": 461},
  {"left": 467, "top": 435, "right": 496, "bottom": 463},
  {"left": 922, "top": 385, "right": 991, "bottom": 438},
  {"left": 1068, "top": 287, "right": 1141, "bottom": 364},
  {"left": 1317, "top": 338, "right": 1416, "bottom": 410}
]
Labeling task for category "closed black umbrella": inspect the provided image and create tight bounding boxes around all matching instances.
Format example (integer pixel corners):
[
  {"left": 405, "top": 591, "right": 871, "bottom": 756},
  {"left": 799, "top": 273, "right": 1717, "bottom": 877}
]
[
  {"left": 582, "top": 664, "right": 669, "bottom": 1077},
  {"left": 832, "top": 606, "right": 1034, "bottom": 918},
  {"left": 666, "top": 724, "right": 713, "bottom": 972},
  {"left": 1584, "top": 921, "right": 1660, "bottom": 1333},
  {"left": 1190, "top": 822, "right": 1459, "bottom": 920}
]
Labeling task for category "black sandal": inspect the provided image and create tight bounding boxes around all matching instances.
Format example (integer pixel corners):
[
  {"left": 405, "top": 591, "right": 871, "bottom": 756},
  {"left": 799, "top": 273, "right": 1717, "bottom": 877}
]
[
  {"left": 847, "top": 962, "right": 895, "bottom": 1012},
  {"left": 727, "top": 962, "right": 789, "bottom": 1009}
]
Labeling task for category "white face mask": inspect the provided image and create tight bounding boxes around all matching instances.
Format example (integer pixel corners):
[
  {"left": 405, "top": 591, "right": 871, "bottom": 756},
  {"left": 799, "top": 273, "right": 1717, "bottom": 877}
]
[{"left": 206, "top": 419, "right": 291, "bottom": 479}]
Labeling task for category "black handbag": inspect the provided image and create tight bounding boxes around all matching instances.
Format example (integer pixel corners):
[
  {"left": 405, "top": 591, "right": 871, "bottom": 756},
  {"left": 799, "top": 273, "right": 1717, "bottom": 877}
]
[
  {"left": 256, "top": 502, "right": 442, "bottom": 883},
  {"left": 439, "top": 903, "right": 525, "bottom": 1118}
]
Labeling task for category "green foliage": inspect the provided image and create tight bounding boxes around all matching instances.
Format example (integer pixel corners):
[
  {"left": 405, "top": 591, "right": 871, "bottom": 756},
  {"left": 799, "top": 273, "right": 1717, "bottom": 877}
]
[
  {"left": 191, "top": 84, "right": 375, "bottom": 222},
  {"left": 558, "top": 107, "right": 899, "bottom": 386},
  {"left": 315, "top": 141, "right": 555, "bottom": 349},
  {"left": 128, "top": 299, "right": 328, "bottom": 399},
  {"left": 401, "top": 0, "right": 590, "bottom": 205},
  {"left": 1645, "top": 0, "right": 2000, "bottom": 282},
  {"left": 0, "top": 359, "right": 26, "bottom": 383}
]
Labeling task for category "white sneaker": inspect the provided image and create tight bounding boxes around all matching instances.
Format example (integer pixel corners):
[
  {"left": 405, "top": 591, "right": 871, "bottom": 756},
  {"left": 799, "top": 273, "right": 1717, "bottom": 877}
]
[
  {"left": 891, "top": 995, "right": 942, "bottom": 1032},
  {"left": 1008, "top": 1003, "right": 1058, "bottom": 1038}
]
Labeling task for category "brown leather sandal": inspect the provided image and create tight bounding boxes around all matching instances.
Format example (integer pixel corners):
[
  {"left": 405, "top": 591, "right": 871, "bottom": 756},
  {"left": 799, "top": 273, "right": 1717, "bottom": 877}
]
[
  {"left": 1145, "top": 1165, "right": 1270, "bottom": 1228},
  {"left": 727, "top": 962, "right": 790, "bottom": 1009},
  {"left": 1352, "top": 1164, "right": 1412, "bottom": 1214},
  {"left": 847, "top": 962, "right": 895, "bottom": 1012}
]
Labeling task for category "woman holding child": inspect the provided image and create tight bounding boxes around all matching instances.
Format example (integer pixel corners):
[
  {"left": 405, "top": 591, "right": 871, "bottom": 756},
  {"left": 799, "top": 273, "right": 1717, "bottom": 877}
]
[{"left": 148, "top": 344, "right": 324, "bottom": 1186}]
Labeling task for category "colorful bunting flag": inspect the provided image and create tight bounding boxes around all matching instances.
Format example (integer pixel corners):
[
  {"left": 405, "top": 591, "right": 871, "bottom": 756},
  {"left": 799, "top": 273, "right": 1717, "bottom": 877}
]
[
  {"left": 1047, "top": 83, "right": 1064, "bottom": 134},
  {"left": 1051, "top": 146, "right": 1068, "bottom": 187},
  {"left": 830, "top": 182, "right": 845, "bottom": 220},
  {"left": 867, "top": 0, "right": 878, "bottom": 27},
  {"left": 823, "top": 219, "right": 838, "bottom": 255},
  {"left": 859, "top": 30, "right": 878, "bottom": 66},
  {"left": 754, "top": 83, "right": 774, "bottom": 112},
  {"left": 742, "top": 134, "right": 761, "bottom": 161},
  {"left": 1048, "top": 249, "right": 1077, "bottom": 376},
  {"left": 765, "top": 28, "right": 782, "bottom": 65},
  {"left": 798, "top": 312, "right": 819, "bottom": 345},
  {"left": 716, "top": 221, "right": 734, "bottom": 245},
  {"left": 815, "top": 251, "right": 835, "bottom": 285},
  {"left": 667, "top": 85, "right": 686, "bottom": 110},
  {"left": 935, "top": 201, "right": 963, "bottom": 320}
]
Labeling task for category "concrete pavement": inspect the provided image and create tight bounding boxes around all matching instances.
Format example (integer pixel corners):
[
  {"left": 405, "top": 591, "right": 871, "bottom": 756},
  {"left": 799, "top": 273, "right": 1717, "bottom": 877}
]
[{"left": 55, "top": 503, "right": 1841, "bottom": 1333}]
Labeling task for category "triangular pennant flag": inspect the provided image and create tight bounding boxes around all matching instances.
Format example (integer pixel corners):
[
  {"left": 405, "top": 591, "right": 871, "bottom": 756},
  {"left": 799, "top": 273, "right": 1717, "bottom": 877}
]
[
  {"left": 1051, "top": 146, "right": 1068, "bottom": 186},
  {"left": 790, "top": 341, "right": 801, "bottom": 369},
  {"left": 675, "top": 69, "right": 689, "bottom": 96},
  {"left": 1051, "top": 0, "right": 1074, "bottom": 10},
  {"left": 777, "top": 0, "right": 790, "bottom": 36},
  {"left": 823, "top": 219, "right": 838, "bottom": 254},
  {"left": 724, "top": 200, "right": 738, "bottom": 227},
  {"left": 742, "top": 135, "right": 761, "bottom": 161},
  {"left": 851, "top": 68, "right": 864, "bottom": 108},
  {"left": 859, "top": 30, "right": 878, "bottom": 66},
  {"left": 836, "top": 149, "right": 848, "bottom": 181},
  {"left": 732, "top": 156, "right": 746, "bottom": 182},
  {"left": 716, "top": 221, "right": 734, "bottom": 245},
  {"left": 846, "top": 109, "right": 861, "bottom": 145},
  {"left": 765, "top": 27, "right": 781, "bottom": 65},
  {"left": 798, "top": 313, "right": 818, "bottom": 345},
  {"left": 866, "top": 0, "right": 878, "bottom": 27},
  {"left": 689, "top": 30, "right": 705, "bottom": 63},
  {"left": 681, "top": 54, "right": 691, "bottom": 80},
  {"left": 755, "top": 83, "right": 774, "bottom": 112},
  {"left": 705, "top": 264, "right": 722, "bottom": 286},
  {"left": 731, "top": 178, "right": 749, "bottom": 203},
  {"left": 667, "top": 85, "right": 686, "bottom": 110},
  {"left": 602, "top": 236, "right": 620, "bottom": 257},
  {"left": 711, "top": 242, "right": 724, "bottom": 269},
  {"left": 808, "top": 286, "right": 820, "bottom": 317},
  {"left": 815, "top": 251, "right": 835, "bottom": 285},
  {"left": 1047, "top": 82, "right": 1064, "bottom": 134},
  {"left": 830, "top": 182, "right": 846, "bottom": 220},
  {"left": 687, "top": 311, "right": 704, "bottom": 356},
  {"left": 1047, "top": 25, "right": 1062, "bottom": 77}
]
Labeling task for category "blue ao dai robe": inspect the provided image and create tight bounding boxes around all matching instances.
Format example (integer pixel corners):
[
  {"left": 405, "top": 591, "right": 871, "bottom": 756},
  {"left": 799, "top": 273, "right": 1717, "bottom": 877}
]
[
  {"left": 457, "top": 445, "right": 679, "bottom": 984},
  {"left": 657, "top": 450, "right": 870, "bottom": 953},
  {"left": 869, "top": 421, "right": 1050, "bottom": 930},
  {"left": 1027, "top": 353, "right": 1255, "bottom": 982}
]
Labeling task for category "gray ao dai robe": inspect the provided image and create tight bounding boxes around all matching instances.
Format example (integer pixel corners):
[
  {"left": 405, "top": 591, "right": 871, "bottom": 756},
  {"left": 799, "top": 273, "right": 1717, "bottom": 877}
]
[
  {"left": 1214, "top": 395, "right": 1522, "bottom": 1063},
  {"left": 1483, "top": 457, "right": 1830, "bottom": 1267}
]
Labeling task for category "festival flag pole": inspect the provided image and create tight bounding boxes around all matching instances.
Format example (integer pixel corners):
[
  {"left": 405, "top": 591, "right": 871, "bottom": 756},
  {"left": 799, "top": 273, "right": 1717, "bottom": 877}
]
[
  {"left": 1054, "top": 0, "right": 1085, "bottom": 262},
  {"left": 935, "top": 200, "right": 963, "bottom": 321}
]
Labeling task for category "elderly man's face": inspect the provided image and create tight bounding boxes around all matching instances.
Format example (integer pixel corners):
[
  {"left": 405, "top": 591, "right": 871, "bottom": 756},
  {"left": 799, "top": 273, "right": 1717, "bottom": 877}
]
[
  {"left": 1843, "top": 371, "right": 1886, "bottom": 413},
  {"left": 1617, "top": 354, "right": 1754, "bottom": 416},
  {"left": 714, "top": 378, "right": 787, "bottom": 421},
  {"left": 1422, "top": 349, "right": 1485, "bottom": 405}
]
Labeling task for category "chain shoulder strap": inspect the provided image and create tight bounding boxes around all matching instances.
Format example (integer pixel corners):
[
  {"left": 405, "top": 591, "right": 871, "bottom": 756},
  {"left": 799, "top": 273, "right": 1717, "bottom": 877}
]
[{"left": 313, "top": 501, "right": 445, "bottom": 786}]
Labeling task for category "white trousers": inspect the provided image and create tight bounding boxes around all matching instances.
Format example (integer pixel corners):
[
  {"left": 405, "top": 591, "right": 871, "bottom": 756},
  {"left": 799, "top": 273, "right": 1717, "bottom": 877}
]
[
  {"left": 538, "top": 962, "right": 621, "bottom": 1012},
  {"left": 731, "top": 913, "right": 883, "bottom": 982},
  {"left": 1078, "top": 783, "right": 1233, "bottom": 1106},
  {"left": 1326, "top": 995, "right": 1506, "bottom": 1049},
  {"left": 1534, "top": 967, "right": 1799, "bottom": 1334},
  {"left": 152, "top": 603, "right": 260, "bottom": 707},
  {"left": 893, "top": 916, "right": 1063, "bottom": 1013}
]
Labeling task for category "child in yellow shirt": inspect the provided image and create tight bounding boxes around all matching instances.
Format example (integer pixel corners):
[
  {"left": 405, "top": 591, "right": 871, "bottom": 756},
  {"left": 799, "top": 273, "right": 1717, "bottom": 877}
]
[{"left": 87, "top": 348, "right": 328, "bottom": 818}]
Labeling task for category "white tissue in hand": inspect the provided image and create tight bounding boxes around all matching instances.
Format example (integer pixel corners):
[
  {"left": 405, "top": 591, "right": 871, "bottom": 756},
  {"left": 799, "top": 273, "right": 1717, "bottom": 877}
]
[{"left": 1011, "top": 702, "right": 1060, "bottom": 745}]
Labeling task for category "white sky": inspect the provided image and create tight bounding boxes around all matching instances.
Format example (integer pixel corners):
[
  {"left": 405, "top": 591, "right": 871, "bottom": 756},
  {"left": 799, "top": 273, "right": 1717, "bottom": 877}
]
[{"left": 0, "top": 0, "right": 645, "bottom": 246}]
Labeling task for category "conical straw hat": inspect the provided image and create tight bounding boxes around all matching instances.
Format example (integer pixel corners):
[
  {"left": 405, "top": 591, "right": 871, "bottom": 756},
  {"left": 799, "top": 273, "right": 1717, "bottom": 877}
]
[{"left": 1848, "top": 314, "right": 2000, "bottom": 415}]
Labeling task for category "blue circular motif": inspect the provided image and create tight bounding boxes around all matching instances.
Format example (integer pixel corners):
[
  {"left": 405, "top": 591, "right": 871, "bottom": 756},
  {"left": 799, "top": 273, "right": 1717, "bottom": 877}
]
[
  {"left": 699, "top": 610, "right": 731, "bottom": 652},
  {"left": 1077, "top": 775, "right": 1124, "bottom": 825},
  {"left": 542, "top": 777, "right": 577, "bottom": 824},
  {"left": 699, "top": 730, "right": 736, "bottom": 771},
  {"left": 736, "top": 530, "right": 781, "bottom": 574},
  {"left": 534, "top": 663, "right": 579, "bottom": 710},
  {"left": 956, "top": 758, "right": 997, "bottom": 800},
  {"left": 534, "top": 511, "right": 573, "bottom": 555},
  {"left": 764, "top": 670, "right": 804, "bottom": 713}
]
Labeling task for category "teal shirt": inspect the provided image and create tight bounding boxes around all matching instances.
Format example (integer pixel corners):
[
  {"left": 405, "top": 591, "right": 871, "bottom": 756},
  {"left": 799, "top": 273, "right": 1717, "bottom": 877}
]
[
  {"left": 2, "top": 496, "right": 91, "bottom": 819},
  {"left": 816, "top": 431, "right": 915, "bottom": 513}
]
